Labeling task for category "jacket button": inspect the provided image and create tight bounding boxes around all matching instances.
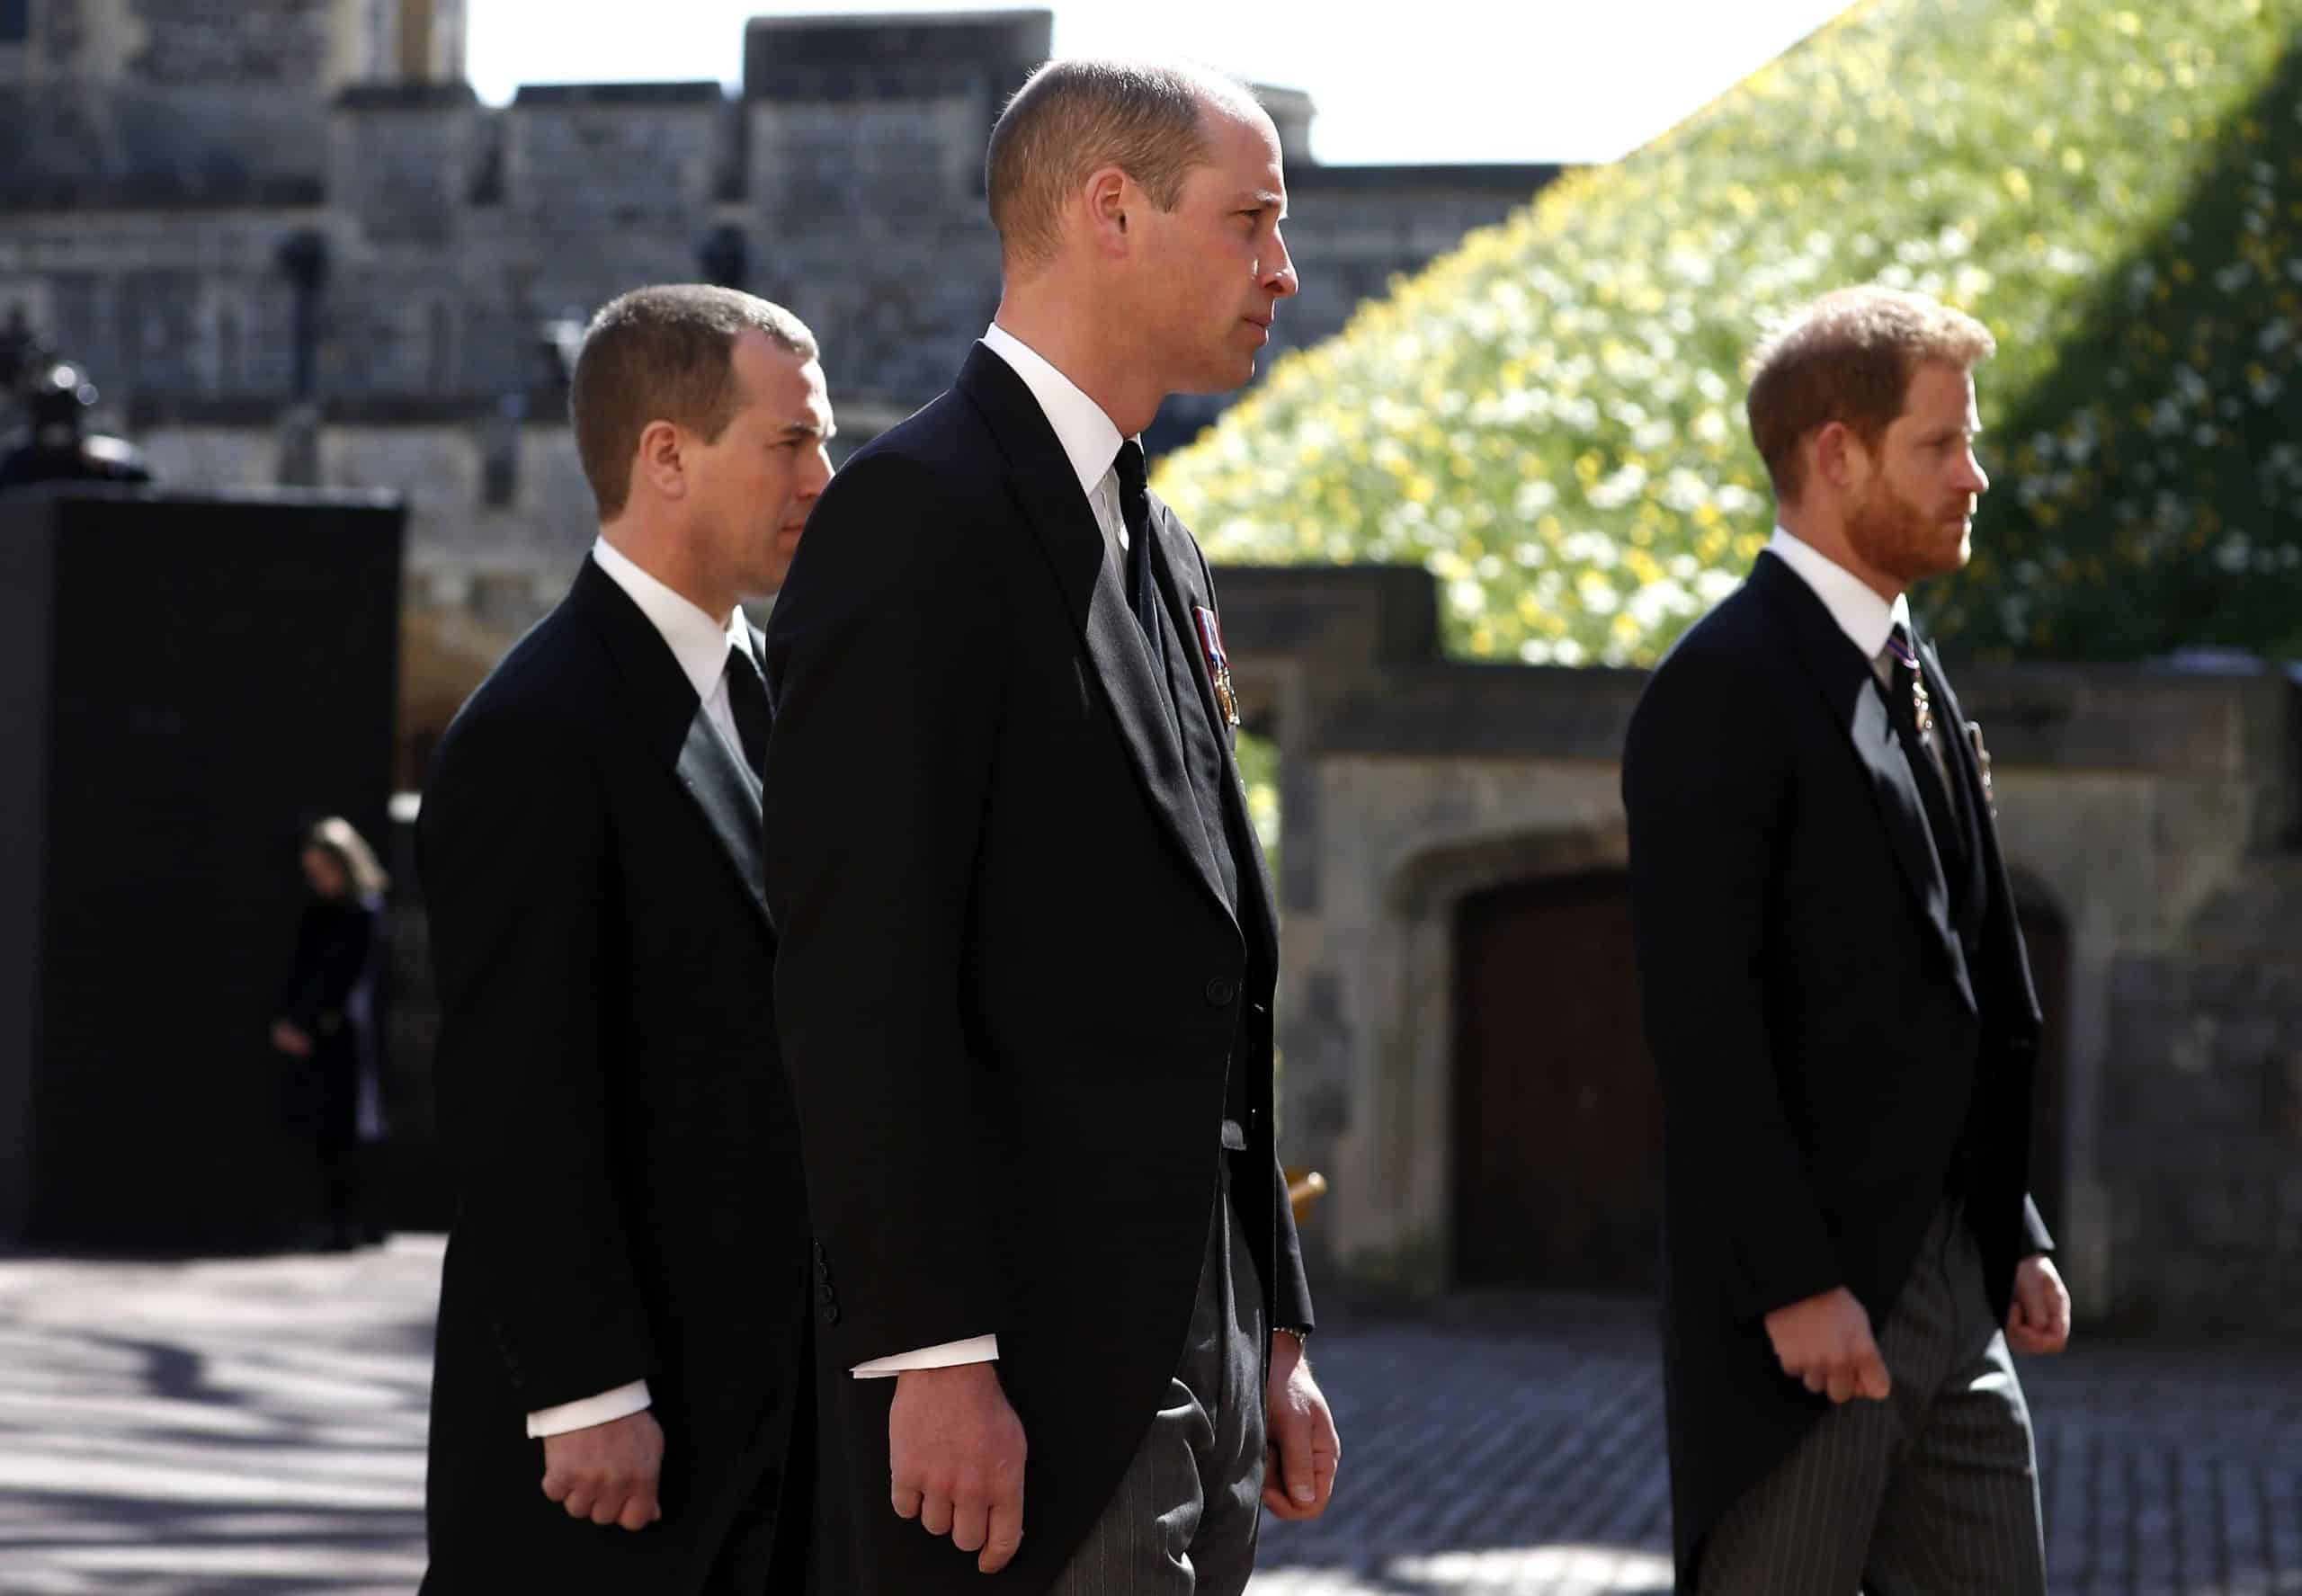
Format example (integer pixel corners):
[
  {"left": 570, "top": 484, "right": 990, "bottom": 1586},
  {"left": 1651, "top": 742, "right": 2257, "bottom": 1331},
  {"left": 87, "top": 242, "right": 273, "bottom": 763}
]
[
  {"left": 820, "top": 1304, "right": 842, "bottom": 1326},
  {"left": 1205, "top": 976, "right": 1237, "bottom": 1006},
  {"left": 817, "top": 1283, "right": 837, "bottom": 1306}
]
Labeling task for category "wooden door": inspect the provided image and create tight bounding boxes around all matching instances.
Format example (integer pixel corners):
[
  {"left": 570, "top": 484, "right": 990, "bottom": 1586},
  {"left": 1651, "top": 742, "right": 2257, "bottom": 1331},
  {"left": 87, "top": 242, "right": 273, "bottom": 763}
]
[{"left": 1450, "top": 872, "right": 1662, "bottom": 1289}]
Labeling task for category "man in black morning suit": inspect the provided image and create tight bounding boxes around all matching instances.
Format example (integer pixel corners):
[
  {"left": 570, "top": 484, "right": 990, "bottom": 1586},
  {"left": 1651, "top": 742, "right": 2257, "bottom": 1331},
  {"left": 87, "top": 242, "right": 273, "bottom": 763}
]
[
  {"left": 417, "top": 287, "right": 834, "bottom": 1592},
  {"left": 1623, "top": 286, "right": 2074, "bottom": 1593},
  {"left": 763, "top": 60, "right": 1340, "bottom": 1595}
]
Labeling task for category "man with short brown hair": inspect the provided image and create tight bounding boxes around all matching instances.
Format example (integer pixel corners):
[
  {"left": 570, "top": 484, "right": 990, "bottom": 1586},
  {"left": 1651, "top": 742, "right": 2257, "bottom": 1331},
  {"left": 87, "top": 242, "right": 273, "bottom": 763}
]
[
  {"left": 419, "top": 283, "right": 833, "bottom": 1593},
  {"left": 763, "top": 56, "right": 1337, "bottom": 1596},
  {"left": 1624, "top": 284, "right": 2070, "bottom": 1592}
]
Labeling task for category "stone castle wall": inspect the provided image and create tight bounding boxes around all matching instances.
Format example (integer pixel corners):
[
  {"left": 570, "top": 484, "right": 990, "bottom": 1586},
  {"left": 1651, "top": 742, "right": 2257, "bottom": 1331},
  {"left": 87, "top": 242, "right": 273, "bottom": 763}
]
[{"left": 2, "top": 7, "right": 1558, "bottom": 682}]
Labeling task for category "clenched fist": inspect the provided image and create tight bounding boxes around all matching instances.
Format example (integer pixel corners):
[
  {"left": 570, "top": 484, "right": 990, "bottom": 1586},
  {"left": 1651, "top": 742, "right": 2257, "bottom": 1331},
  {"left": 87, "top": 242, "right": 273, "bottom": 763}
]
[
  {"left": 540, "top": 1409, "right": 664, "bottom": 1531},
  {"left": 1764, "top": 1287, "right": 1891, "bottom": 1404},
  {"left": 2006, "top": 1253, "right": 2072, "bottom": 1357},
  {"left": 889, "top": 1362, "right": 1028, "bottom": 1574}
]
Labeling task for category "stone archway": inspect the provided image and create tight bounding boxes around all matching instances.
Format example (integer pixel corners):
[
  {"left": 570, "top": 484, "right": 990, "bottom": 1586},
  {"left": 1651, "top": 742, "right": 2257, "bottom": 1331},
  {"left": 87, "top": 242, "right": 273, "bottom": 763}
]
[{"left": 1354, "top": 819, "right": 1636, "bottom": 1292}]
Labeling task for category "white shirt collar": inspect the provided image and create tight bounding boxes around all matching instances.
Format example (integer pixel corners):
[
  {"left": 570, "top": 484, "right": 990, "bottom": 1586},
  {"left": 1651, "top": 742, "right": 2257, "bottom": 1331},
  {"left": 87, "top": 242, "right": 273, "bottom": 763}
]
[
  {"left": 980, "top": 322, "right": 1129, "bottom": 502},
  {"left": 1766, "top": 526, "right": 1912, "bottom": 660},
  {"left": 590, "top": 535, "right": 752, "bottom": 703}
]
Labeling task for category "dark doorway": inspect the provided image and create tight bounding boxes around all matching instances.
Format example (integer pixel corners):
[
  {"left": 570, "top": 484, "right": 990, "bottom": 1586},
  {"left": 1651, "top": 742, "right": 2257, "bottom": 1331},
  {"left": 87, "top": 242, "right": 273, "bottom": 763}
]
[
  {"left": 1450, "top": 871, "right": 1662, "bottom": 1289},
  {"left": 2016, "top": 894, "right": 2071, "bottom": 1237}
]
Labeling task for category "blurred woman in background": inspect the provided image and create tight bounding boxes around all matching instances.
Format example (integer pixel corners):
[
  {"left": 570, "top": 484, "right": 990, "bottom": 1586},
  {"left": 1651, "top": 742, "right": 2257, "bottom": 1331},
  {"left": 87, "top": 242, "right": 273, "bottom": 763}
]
[{"left": 271, "top": 816, "right": 391, "bottom": 1250}]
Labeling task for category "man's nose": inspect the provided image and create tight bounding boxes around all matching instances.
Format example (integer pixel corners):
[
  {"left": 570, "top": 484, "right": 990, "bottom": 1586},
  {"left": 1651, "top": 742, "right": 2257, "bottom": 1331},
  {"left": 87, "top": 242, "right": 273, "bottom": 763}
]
[{"left": 1264, "top": 229, "right": 1298, "bottom": 299}]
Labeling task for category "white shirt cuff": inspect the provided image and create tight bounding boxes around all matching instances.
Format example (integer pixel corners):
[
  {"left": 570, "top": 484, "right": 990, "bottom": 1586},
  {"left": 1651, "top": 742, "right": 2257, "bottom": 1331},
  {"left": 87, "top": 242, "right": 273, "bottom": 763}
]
[
  {"left": 525, "top": 1379, "right": 652, "bottom": 1439},
  {"left": 852, "top": 1334, "right": 1000, "bottom": 1378}
]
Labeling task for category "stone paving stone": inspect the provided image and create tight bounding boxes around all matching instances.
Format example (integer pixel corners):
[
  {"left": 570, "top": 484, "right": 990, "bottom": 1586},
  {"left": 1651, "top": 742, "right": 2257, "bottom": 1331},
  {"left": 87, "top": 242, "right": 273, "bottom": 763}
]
[{"left": 2, "top": 1246, "right": 2298, "bottom": 1593}]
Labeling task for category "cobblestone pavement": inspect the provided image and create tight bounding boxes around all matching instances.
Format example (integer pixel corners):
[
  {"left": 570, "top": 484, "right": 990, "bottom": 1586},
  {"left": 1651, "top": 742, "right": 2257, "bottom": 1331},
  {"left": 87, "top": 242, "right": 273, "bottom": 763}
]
[{"left": 2, "top": 1240, "right": 2298, "bottom": 1594}]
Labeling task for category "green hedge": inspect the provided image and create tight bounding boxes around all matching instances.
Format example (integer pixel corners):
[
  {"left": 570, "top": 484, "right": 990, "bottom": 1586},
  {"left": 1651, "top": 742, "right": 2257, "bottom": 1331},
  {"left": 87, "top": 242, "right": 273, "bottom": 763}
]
[{"left": 1157, "top": 0, "right": 2302, "bottom": 664}]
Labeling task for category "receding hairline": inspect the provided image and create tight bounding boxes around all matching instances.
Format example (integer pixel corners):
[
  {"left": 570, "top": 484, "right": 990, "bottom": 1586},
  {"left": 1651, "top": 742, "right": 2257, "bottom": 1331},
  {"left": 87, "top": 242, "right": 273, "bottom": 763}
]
[
  {"left": 985, "top": 58, "right": 1280, "bottom": 266},
  {"left": 1020, "top": 54, "right": 1267, "bottom": 122},
  {"left": 727, "top": 327, "right": 837, "bottom": 435}
]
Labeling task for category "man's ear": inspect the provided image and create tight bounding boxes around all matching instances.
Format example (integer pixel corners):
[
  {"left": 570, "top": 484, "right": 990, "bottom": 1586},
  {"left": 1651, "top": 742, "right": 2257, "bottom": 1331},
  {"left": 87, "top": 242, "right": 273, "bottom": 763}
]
[
  {"left": 1081, "top": 166, "right": 1131, "bottom": 257},
  {"left": 1810, "top": 421, "right": 1867, "bottom": 496},
  {"left": 632, "top": 419, "right": 685, "bottom": 502}
]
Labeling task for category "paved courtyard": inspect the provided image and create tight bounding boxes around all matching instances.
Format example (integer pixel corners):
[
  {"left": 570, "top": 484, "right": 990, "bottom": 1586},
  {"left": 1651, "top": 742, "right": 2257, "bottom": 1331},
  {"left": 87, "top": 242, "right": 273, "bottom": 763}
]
[{"left": 0, "top": 1239, "right": 2298, "bottom": 1594}]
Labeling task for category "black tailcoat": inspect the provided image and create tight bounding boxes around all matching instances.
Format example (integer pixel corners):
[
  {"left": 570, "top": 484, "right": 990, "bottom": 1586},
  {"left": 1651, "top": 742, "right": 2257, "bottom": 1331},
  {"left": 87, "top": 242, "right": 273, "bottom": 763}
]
[
  {"left": 761, "top": 344, "right": 1315, "bottom": 1595},
  {"left": 416, "top": 557, "right": 812, "bottom": 1593},
  {"left": 1620, "top": 549, "right": 2055, "bottom": 1586}
]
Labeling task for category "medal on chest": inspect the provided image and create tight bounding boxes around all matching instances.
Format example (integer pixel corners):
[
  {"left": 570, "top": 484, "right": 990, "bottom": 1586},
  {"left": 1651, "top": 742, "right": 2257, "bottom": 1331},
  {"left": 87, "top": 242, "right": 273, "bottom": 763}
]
[
  {"left": 1884, "top": 632, "right": 1937, "bottom": 738},
  {"left": 1191, "top": 604, "right": 1242, "bottom": 730}
]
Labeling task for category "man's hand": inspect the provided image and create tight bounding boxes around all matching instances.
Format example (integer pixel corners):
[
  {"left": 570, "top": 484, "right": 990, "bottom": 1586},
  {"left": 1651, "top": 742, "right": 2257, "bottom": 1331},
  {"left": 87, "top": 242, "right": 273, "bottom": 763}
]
[
  {"left": 889, "top": 1362, "right": 1028, "bottom": 1574},
  {"left": 1263, "top": 1333, "right": 1340, "bottom": 1521},
  {"left": 2006, "top": 1253, "right": 2072, "bottom": 1356},
  {"left": 540, "top": 1409, "right": 664, "bottom": 1531},
  {"left": 1764, "top": 1287, "right": 1892, "bottom": 1404},
  {"left": 270, "top": 1019, "right": 312, "bottom": 1058}
]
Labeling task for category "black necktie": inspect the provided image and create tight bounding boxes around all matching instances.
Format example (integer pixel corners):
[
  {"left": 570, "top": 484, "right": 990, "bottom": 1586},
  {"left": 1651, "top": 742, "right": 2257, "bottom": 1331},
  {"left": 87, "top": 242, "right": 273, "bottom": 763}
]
[
  {"left": 1112, "top": 441, "right": 1163, "bottom": 653},
  {"left": 724, "top": 639, "right": 772, "bottom": 784},
  {"left": 1883, "top": 624, "right": 1968, "bottom": 907}
]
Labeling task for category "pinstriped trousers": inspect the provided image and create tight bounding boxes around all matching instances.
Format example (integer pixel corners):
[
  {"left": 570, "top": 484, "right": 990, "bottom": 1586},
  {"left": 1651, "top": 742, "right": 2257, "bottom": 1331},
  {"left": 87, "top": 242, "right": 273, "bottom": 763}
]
[
  {"left": 1048, "top": 1159, "right": 1268, "bottom": 1596},
  {"left": 1701, "top": 1204, "right": 2047, "bottom": 1595}
]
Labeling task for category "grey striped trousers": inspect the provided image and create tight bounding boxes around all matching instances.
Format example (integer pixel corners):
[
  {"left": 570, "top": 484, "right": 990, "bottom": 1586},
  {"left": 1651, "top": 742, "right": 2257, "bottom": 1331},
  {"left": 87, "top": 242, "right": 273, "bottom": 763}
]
[
  {"left": 1701, "top": 1203, "right": 2047, "bottom": 1595},
  {"left": 1048, "top": 1164, "right": 1268, "bottom": 1596}
]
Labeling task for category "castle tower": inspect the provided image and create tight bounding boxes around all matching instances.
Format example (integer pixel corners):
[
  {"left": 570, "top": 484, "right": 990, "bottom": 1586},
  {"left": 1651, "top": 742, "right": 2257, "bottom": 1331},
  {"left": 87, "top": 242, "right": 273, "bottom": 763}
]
[
  {"left": 361, "top": 0, "right": 468, "bottom": 86},
  {"left": 2, "top": 0, "right": 469, "bottom": 207},
  {"left": 4, "top": 0, "right": 462, "bottom": 89}
]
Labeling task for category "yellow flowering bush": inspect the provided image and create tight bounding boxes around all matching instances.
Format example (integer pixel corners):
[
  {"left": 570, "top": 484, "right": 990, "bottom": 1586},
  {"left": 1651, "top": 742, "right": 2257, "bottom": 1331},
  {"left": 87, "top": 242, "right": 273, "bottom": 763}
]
[{"left": 1156, "top": 0, "right": 2302, "bottom": 663}]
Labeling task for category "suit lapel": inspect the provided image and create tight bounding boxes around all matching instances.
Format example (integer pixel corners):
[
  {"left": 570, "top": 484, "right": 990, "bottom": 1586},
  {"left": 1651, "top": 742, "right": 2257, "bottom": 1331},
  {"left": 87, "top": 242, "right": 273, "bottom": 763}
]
[
  {"left": 1920, "top": 639, "right": 2040, "bottom": 1028},
  {"left": 1749, "top": 552, "right": 1974, "bottom": 1010},
  {"left": 1147, "top": 503, "right": 1280, "bottom": 972},
  {"left": 676, "top": 709, "right": 772, "bottom": 932},
  {"left": 572, "top": 556, "right": 774, "bottom": 935},
  {"left": 1915, "top": 641, "right": 1987, "bottom": 924},
  {"left": 954, "top": 346, "right": 1238, "bottom": 932}
]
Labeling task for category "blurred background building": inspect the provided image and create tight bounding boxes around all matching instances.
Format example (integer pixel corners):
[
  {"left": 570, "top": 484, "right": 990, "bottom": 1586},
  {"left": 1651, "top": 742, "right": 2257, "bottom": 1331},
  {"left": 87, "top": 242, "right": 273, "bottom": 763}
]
[{"left": 0, "top": 0, "right": 1555, "bottom": 781}]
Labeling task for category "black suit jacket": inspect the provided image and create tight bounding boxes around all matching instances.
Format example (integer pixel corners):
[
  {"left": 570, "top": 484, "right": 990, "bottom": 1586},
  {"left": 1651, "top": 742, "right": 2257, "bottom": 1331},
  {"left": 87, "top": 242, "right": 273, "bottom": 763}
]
[
  {"left": 1621, "top": 548, "right": 2054, "bottom": 1587},
  {"left": 417, "top": 557, "right": 812, "bottom": 1593},
  {"left": 762, "top": 343, "right": 1315, "bottom": 1594}
]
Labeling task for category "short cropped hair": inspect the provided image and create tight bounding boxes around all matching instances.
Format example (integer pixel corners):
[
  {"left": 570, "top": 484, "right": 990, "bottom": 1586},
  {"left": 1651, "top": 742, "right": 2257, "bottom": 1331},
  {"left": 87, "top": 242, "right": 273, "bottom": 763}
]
[
  {"left": 1745, "top": 285, "right": 1996, "bottom": 504},
  {"left": 986, "top": 58, "right": 1254, "bottom": 270},
  {"left": 569, "top": 284, "right": 816, "bottom": 518}
]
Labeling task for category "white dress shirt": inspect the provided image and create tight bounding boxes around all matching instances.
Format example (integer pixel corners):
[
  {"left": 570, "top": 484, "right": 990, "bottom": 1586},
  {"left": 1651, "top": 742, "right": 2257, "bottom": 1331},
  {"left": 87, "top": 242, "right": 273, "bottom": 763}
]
[
  {"left": 845, "top": 326, "right": 1139, "bottom": 1382},
  {"left": 981, "top": 321, "right": 1133, "bottom": 567},
  {"left": 591, "top": 536, "right": 758, "bottom": 767},
  {"left": 522, "top": 538, "right": 759, "bottom": 1441},
  {"left": 1766, "top": 526, "right": 1954, "bottom": 785}
]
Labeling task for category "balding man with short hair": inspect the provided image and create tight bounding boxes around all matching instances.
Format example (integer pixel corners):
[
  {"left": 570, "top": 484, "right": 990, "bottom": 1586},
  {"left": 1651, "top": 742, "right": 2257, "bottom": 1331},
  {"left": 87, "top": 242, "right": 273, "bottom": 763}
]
[{"left": 763, "top": 58, "right": 1339, "bottom": 1596}]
